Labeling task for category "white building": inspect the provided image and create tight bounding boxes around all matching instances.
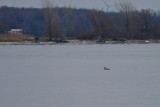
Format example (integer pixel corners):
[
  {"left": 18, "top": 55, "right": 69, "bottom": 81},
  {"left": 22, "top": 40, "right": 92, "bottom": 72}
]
[{"left": 8, "top": 29, "right": 23, "bottom": 35}]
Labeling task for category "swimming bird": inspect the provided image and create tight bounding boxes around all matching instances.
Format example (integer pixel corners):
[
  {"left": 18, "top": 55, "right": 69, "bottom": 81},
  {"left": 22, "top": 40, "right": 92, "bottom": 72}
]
[{"left": 104, "top": 67, "right": 110, "bottom": 70}]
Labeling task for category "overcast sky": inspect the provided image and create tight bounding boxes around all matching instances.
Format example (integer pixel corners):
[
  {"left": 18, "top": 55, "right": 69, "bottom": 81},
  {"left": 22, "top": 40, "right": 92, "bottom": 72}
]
[{"left": 0, "top": 0, "right": 159, "bottom": 11}]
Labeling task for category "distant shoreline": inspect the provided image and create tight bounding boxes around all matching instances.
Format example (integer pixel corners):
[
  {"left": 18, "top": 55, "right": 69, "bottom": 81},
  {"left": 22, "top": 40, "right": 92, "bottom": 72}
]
[{"left": 0, "top": 40, "right": 160, "bottom": 45}]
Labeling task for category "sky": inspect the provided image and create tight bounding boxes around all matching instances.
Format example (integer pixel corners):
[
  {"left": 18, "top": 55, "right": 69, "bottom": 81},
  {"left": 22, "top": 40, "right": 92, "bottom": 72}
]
[{"left": 0, "top": 0, "right": 159, "bottom": 11}]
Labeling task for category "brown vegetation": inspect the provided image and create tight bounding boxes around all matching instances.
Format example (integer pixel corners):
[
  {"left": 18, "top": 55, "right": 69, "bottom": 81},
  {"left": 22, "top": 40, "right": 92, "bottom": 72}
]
[{"left": 0, "top": 34, "right": 32, "bottom": 42}]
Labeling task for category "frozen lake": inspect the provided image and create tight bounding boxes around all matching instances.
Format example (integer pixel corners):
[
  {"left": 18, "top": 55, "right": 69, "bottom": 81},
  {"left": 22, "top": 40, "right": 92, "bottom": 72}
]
[{"left": 0, "top": 44, "right": 160, "bottom": 107}]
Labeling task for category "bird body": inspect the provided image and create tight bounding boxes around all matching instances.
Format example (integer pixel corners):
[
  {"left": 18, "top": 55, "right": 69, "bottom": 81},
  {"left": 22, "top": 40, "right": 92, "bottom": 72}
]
[{"left": 104, "top": 67, "right": 110, "bottom": 70}]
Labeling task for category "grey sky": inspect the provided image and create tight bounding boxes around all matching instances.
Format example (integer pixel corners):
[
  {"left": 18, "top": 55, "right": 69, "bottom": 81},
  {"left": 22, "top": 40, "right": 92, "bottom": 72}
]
[{"left": 0, "top": 0, "right": 159, "bottom": 11}]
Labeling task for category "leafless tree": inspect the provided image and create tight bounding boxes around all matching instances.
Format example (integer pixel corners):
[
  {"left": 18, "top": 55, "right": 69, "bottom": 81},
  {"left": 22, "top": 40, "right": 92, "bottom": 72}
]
[
  {"left": 42, "top": 0, "right": 62, "bottom": 41},
  {"left": 63, "top": 7, "right": 76, "bottom": 39},
  {"left": 138, "top": 9, "right": 155, "bottom": 38},
  {"left": 89, "top": 10, "right": 112, "bottom": 41},
  {"left": 115, "top": 0, "right": 136, "bottom": 37}
]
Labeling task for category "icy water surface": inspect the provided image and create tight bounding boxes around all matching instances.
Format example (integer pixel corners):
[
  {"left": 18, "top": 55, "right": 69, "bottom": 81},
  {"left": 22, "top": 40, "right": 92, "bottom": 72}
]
[{"left": 0, "top": 44, "right": 160, "bottom": 107}]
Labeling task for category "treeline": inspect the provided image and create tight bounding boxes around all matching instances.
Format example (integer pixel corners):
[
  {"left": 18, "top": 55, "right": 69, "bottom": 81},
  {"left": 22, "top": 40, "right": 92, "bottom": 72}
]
[
  {"left": 0, "top": 6, "right": 44, "bottom": 36},
  {"left": 0, "top": 4, "right": 160, "bottom": 40}
]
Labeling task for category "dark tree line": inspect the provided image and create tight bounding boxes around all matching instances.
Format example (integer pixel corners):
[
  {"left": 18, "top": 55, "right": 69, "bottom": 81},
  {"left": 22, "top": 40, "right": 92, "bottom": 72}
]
[
  {"left": 0, "top": 5, "right": 160, "bottom": 40},
  {"left": 0, "top": 6, "right": 45, "bottom": 36}
]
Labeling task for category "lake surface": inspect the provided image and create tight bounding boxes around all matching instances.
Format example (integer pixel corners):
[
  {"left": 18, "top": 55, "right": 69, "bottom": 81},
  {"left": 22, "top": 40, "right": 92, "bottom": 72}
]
[{"left": 0, "top": 44, "right": 160, "bottom": 107}]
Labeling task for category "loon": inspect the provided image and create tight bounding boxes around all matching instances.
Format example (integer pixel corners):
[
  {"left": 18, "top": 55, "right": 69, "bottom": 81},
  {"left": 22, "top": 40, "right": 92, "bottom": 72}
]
[{"left": 104, "top": 67, "right": 110, "bottom": 70}]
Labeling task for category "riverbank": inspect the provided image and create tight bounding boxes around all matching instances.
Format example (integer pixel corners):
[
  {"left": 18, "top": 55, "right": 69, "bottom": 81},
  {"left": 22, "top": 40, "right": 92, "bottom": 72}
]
[{"left": 0, "top": 39, "right": 160, "bottom": 45}]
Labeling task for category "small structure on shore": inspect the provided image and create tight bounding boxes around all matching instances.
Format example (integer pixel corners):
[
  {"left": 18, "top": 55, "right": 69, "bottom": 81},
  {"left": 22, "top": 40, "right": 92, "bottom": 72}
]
[{"left": 8, "top": 29, "right": 23, "bottom": 35}]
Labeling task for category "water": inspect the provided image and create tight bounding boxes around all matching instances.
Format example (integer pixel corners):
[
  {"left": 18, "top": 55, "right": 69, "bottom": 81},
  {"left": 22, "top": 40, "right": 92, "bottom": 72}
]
[{"left": 0, "top": 44, "right": 160, "bottom": 107}]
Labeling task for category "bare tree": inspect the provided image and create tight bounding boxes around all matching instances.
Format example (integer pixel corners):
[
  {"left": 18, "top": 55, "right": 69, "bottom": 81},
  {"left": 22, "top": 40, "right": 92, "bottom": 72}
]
[
  {"left": 63, "top": 7, "right": 76, "bottom": 39},
  {"left": 89, "top": 10, "right": 112, "bottom": 41},
  {"left": 138, "top": 9, "right": 155, "bottom": 38},
  {"left": 42, "top": 0, "right": 62, "bottom": 41},
  {"left": 115, "top": 0, "right": 135, "bottom": 37}
]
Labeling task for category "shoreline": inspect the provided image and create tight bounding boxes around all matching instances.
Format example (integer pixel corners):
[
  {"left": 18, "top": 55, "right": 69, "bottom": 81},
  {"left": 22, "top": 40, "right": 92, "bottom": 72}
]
[{"left": 0, "top": 40, "right": 160, "bottom": 45}]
